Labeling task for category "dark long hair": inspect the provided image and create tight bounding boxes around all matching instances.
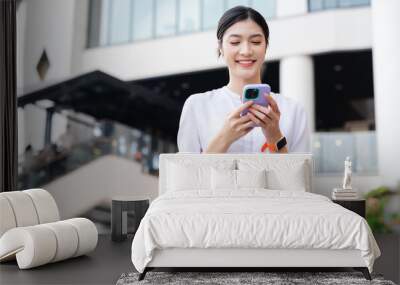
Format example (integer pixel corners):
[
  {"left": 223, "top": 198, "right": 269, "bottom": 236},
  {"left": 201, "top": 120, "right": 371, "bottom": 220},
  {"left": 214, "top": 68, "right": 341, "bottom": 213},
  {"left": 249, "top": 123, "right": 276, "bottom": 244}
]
[{"left": 216, "top": 6, "right": 270, "bottom": 57}]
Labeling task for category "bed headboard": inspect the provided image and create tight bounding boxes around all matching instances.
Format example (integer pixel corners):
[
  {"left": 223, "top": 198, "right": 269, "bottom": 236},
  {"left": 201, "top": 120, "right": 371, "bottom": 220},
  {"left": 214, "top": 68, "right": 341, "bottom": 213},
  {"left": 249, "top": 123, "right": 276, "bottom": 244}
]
[{"left": 159, "top": 153, "right": 314, "bottom": 195}]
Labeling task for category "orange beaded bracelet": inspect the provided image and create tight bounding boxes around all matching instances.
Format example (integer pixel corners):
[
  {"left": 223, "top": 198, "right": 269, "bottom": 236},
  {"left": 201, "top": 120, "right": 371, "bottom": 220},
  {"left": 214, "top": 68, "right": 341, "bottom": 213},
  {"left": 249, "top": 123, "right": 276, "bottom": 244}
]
[{"left": 261, "top": 142, "right": 277, "bottom": 153}]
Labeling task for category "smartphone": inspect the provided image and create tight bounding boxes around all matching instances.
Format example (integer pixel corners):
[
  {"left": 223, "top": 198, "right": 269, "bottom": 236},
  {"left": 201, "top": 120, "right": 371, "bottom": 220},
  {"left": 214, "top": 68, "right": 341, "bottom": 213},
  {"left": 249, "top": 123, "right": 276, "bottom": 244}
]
[{"left": 240, "top": 83, "right": 271, "bottom": 117}]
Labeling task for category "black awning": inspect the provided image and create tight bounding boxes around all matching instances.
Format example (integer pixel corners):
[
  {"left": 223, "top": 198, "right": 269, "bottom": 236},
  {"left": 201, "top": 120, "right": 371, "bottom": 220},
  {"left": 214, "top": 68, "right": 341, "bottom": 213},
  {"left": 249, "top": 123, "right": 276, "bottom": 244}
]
[{"left": 18, "top": 70, "right": 181, "bottom": 137}]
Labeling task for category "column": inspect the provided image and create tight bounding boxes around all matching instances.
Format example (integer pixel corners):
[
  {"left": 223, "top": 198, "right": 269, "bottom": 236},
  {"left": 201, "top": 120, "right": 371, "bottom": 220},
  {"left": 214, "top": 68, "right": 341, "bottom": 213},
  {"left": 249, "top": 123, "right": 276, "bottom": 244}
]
[
  {"left": 371, "top": 0, "right": 400, "bottom": 187},
  {"left": 280, "top": 55, "right": 315, "bottom": 132}
]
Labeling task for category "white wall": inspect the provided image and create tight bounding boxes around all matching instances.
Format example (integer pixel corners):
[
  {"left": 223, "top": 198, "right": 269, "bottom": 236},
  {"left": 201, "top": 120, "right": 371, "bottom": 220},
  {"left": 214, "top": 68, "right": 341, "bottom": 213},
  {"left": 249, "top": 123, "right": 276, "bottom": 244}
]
[
  {"left": 80, "top": 7, "right": 371, "bottom": 80},
  {"left": 18, "top": 1, "right": 372, "bottom": 82},
  {"left": 371, "top": 0, "right": 400, "bottom": 188},
  {"left": 23, "top": 0, "right": 76, "bottom": 91},
  {"left": 44, "top": 155, "right": 159, "bottom": 219},
  {"left": 19, "top": 0, "right": 77, "bottom": 154}
]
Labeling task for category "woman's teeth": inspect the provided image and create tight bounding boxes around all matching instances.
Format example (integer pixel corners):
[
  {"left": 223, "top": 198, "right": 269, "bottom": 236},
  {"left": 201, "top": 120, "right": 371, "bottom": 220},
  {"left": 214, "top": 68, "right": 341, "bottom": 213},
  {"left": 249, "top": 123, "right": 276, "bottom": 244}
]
[{"left": 237, "top": 60, "right": 255, "bottom": 67}]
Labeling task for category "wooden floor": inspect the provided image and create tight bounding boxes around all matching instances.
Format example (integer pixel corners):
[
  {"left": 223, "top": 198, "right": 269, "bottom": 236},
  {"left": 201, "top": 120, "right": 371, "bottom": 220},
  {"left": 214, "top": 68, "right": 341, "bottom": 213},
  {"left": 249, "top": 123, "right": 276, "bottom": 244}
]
[
  {"left": 0, "top": 235, "right": 134, "bottom": 285},
  {"left": 1, "top": 233, "right": 398, "bottom": 284}
]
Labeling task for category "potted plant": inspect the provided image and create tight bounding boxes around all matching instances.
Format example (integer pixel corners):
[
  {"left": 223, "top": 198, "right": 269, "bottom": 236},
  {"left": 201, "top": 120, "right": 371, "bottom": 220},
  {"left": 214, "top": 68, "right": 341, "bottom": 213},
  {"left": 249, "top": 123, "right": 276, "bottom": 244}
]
[
  {"left": 364, "top": 186, "right": 400, "bottom": 233},
  {"left": 364, "top": 185, "right": 400, "bottom": 283}
]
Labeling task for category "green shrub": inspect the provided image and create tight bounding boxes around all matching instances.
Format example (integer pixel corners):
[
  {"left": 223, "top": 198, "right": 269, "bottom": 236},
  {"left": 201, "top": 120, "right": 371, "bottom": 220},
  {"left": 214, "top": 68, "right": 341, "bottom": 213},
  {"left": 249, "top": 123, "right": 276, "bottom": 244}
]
[{"left": 364, "top": 186, "right": 400, "bottom": 233}]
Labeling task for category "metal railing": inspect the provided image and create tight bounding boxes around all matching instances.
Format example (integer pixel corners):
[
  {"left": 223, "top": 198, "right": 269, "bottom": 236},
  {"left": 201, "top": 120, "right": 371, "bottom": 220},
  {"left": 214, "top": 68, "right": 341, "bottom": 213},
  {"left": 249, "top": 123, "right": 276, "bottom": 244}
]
[
  {"left": 18, "top": 118, "right": 177, "bottom": 189},
  {"left": 312, "top": 131, "right": 377, "bottom": 175}
]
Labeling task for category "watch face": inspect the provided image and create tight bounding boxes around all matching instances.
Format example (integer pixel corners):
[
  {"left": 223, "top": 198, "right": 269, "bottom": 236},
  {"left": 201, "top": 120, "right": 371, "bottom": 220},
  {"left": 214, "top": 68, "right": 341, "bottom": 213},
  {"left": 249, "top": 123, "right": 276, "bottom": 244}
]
[{"left": 277, "top": 137, "right": 287, "bottom": 150}]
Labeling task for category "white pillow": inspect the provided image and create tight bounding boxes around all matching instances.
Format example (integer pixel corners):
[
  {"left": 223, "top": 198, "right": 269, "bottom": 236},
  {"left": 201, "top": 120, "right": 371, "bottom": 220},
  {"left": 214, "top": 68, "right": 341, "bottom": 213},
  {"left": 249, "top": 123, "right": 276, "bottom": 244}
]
[
  {"left": 167, "top": 162, "right": 206, "bottom": 191},
  {"left": 237, "top": 159, "right": 309, "bottom": 191},
  {"left": 166, "top": 160, "right": 235, "bottom": 192},
  {"left": 211, "top": 168, "right": 267, "bottom": 190},
  {"left": 236, "top": 169, "right": 267, "bottom": 189},
  {"left": 211, "top": 168, "right": 236, "bottom": 190},
  {"left": 266, "top": 162, "right": 307, "bottom": 191}
]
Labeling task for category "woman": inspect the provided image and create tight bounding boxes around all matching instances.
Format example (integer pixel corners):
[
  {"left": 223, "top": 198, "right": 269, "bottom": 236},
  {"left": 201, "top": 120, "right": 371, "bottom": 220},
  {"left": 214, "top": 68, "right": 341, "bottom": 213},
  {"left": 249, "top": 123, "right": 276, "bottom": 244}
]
[{"left": 177, "top": 6, "right": 310, "bottom": 154}]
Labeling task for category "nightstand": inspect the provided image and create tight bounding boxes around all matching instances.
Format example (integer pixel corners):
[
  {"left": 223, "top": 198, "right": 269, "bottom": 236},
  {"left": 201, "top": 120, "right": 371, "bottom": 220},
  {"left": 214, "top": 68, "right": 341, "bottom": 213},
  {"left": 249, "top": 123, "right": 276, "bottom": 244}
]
[
  {"left": 332, "top": 199, "right": 366, "bottom": 218},
  {"left": 111, "top": 196, "right": 150, "bottom": 242}
]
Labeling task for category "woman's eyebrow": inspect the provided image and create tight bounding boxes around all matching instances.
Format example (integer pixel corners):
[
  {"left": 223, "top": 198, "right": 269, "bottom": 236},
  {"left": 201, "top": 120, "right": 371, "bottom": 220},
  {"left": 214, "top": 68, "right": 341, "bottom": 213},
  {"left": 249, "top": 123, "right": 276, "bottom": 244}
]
[
  {"left": 249, "top": 34, "right": 263, "bottom": 39},
  {"left": 228, "top": 34, "right": 263, "bottom": 39}
]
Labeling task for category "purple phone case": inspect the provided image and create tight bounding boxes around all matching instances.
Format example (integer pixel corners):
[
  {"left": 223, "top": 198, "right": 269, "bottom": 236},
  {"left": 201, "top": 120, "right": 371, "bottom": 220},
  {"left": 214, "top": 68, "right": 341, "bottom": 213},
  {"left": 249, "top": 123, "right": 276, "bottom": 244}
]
[{"left": 240, "top": 84, "right": 271, "bottom": 117}]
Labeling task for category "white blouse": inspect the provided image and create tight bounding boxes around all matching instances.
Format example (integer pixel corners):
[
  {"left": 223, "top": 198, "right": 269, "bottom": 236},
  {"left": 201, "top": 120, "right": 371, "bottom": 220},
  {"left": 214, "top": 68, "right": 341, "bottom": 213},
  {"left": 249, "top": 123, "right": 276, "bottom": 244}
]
[{"left": 177, "top": 86, "right": 310, "bottom": 153}]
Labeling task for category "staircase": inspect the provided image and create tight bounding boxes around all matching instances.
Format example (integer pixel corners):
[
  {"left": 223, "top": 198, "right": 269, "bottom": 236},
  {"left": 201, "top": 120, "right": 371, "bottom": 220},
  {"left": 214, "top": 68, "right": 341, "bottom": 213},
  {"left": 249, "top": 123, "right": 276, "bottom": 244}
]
[{"left": 17, "top": 115, "right": 171, "bottom": 224}]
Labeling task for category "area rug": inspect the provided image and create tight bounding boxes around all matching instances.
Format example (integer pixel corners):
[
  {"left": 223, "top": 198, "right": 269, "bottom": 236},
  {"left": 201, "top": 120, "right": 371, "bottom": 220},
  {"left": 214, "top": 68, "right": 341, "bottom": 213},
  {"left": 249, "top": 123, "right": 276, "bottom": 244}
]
[{"left": 116, "top": 271, "right": 396, "bottom": 285}]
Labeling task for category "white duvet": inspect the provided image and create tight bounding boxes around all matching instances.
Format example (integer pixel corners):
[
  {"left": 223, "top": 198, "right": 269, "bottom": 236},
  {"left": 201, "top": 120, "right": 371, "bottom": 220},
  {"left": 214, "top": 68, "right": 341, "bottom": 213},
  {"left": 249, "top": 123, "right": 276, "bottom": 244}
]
[{"left": 131, "top": 190, "right": 380, "bottom": 273}]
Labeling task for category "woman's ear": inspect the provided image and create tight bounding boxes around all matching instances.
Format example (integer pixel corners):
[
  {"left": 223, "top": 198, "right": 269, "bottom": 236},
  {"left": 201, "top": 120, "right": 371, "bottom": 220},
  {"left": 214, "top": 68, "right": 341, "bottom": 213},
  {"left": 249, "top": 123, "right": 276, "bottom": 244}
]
[{"left": 218, "top": 40, "right": 223, "bottom": 57}]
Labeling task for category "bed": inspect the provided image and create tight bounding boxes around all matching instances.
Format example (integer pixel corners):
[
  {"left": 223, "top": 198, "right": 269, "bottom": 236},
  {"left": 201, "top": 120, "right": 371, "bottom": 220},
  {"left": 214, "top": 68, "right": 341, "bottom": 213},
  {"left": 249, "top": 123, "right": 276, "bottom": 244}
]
[{"left": 131, "top": 153, "right": 380, "bottom": 281}]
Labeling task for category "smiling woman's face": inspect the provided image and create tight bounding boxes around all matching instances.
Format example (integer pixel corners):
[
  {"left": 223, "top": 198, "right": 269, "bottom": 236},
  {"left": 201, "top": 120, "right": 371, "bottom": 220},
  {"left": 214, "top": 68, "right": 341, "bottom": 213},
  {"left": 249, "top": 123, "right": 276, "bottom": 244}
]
[{"left": 220, "top": 19, "right": 267, "bottom": 81}]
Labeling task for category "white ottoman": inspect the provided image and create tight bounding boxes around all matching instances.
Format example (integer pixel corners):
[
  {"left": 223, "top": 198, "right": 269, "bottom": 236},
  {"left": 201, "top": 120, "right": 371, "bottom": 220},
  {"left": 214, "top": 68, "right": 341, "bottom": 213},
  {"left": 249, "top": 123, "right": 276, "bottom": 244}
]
[{"left": 0, "top": 189, "right": 98, "bottom": 269}]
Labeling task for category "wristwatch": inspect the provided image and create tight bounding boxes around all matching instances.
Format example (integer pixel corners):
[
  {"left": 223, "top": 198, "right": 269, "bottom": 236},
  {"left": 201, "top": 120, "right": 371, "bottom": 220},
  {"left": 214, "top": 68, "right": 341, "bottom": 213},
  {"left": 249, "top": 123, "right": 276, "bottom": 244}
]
[
  {"left": 276, "top": 136, "right": 287, "bottom": 151},
  {"left": 261, "top": 136, "right": 287, "bottom": 153}
]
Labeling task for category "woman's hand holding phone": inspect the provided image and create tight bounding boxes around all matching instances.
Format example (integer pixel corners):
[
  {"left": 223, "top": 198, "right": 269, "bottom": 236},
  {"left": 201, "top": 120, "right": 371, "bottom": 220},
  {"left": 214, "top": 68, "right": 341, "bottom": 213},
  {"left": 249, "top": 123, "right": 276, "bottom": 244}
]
[
  {"left": 247, "top": 94, "right": 283, "bottom": 145},
  {"left": 240, "top": 83, "right": 283, "bottom": 144},
  {"left": 205, "top": 84, "right": 284, "bottom": 153},
  {"left": 204, "top": 101, "right": 255, "bottom": 153}
]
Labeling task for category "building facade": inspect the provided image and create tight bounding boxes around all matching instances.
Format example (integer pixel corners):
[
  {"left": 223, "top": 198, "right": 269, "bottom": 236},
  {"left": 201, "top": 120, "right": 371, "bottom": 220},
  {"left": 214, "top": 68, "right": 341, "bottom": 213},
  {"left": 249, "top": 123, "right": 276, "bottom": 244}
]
[{"left": 16, "top": 0, "right": 400, "bottom": 195}]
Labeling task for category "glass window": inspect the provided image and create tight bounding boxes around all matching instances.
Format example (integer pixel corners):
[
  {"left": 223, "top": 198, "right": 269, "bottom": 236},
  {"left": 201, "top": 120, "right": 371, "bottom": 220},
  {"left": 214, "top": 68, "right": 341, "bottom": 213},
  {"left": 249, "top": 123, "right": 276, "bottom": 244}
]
[
  {"left": 324, "top": 0, "right": 338, "bottom": 9},
  {"left": 356, "top": 0, "right": 370, "bottom": 5},
  {"left": 226, "top": 0, "right": 250, "bottom": 9},
  {"left": 252, "top": 0, "right": 276, "bottom": 19},
  {"left": 109, "top": 0, "right": 131, "bottom": 44},
  {"left": 338, "top": 0, "right": 353, "bottom": 6},
  {"left": 339, "top": 0, "right": 370, "bottom": 7},
  {"left": 155, "top": 0, "right": 177, "bottom": 37},
  {"left": 309, "top": 0, "right": 323, "bottom": 11},
  {"left": 202, "top": 0, "right": 224, "bottom": 30},
  {"left": 132, "top": 0, "right": 154, "bottom": 40},
  {"left": 178, "top": 0, "right": 200, "bottom": 33},
  {"left": 309, "top": 0, "right": 370, "bottom": 12}
]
